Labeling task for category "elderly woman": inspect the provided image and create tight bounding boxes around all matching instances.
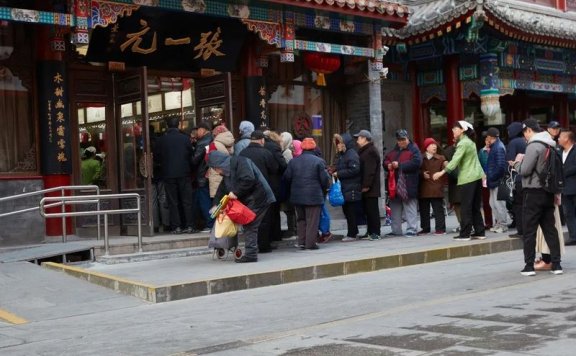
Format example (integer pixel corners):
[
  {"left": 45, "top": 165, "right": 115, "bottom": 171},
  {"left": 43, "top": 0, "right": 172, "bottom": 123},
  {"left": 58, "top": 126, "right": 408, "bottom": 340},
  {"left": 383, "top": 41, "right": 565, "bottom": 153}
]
[
  {"left": 433, "top": 121, "right": 485, "bottom": 241},
  {"left": 283, "top": 137, "right": 330, "bottom": 250}
]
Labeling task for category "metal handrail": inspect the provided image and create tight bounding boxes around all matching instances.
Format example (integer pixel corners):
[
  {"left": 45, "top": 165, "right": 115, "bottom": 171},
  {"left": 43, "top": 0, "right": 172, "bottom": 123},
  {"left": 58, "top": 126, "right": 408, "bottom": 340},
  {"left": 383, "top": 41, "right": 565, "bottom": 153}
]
[
  {"left": 0, "top": 185, "right": 101, "bottom": 243},
  {"left": 40, "top": 193, "right": 142, "bottom": 256}
]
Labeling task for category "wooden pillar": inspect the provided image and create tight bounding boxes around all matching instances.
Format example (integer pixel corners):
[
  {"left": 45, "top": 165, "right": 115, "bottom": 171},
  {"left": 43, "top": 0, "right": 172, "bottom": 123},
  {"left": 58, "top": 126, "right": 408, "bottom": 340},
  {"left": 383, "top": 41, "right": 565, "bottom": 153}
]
[
  {"left": 444, "top": 55, "right": 463, "bottom": 145},
  {"left": 557, "top": 0, "right": 567, "bottom": 11},
  {"left": 242, "top": 36, "right": 268, "bottom": 129},
  {"left": 410, "top": 64, "right": 423, "bottom": 146},
  {"left": 36, "top": 1, "right": 73, "bottom": 237},
  {"left": 555, "top": 93, "right": 569, "bottom": 127}
]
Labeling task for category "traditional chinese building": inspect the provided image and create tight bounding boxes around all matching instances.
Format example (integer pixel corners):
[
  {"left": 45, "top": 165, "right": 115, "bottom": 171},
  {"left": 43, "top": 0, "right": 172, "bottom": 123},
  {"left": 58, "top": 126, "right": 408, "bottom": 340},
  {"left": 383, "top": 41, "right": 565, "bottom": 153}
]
[
  {"left": 381, "top": 0, "right": 576, "bottom": 147},
  {"left": 0, "top": 0, "right": 408, "bottom": 245}
]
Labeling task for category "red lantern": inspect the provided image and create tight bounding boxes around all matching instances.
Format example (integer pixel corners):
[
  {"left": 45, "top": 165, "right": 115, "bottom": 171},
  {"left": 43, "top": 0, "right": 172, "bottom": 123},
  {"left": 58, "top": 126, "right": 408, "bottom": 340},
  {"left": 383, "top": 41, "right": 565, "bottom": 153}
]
[{"left": 303, "top": 52, "right": 341, "bottom": 86}]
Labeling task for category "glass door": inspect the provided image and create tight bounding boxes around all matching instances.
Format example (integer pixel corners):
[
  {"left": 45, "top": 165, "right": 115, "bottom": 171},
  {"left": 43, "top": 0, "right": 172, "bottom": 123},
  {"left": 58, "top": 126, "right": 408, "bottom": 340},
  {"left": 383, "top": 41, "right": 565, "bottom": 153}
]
[{"left": 114, "top": 67, "right": 153, "bottom": 236}]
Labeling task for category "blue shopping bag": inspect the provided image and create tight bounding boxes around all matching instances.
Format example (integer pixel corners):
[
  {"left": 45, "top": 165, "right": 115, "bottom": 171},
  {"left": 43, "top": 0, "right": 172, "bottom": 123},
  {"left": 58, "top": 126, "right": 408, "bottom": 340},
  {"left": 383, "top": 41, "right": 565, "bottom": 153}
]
[
  {"left": 328, "top": 178, "right": 345, "bottom": 207},
  {"left": 319, "top": 204, "right": 330, "bottom": 235}
]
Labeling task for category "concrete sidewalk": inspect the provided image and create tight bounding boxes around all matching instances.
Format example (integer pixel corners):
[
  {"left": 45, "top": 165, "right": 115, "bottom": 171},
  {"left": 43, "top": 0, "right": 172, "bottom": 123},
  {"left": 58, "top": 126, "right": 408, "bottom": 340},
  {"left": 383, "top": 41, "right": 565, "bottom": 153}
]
[{"left": 43, "top": 211, "right": 533, "bottom": 303}]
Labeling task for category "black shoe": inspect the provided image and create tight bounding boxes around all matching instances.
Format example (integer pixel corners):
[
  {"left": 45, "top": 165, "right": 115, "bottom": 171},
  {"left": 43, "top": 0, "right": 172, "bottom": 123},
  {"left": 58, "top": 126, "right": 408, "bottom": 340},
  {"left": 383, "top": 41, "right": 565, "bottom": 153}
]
[
  {"left": 235, "top": 256, "right": 258, "bottom": 263},
  {"left": 306, "top": 244, "right": 320, "bottom": 250},
  {"left": 259, "top": 247, "right": 273, "bottom": 253},
  {"left": 453, "top": 235, "right": 471, "bottom": 241},
  {"left": 182, "top": 227, "right": 199, "bottom": 234},
  {"left": 521, "top": 264, "right": 536, "bottom": 276},
  {"left": 509, "top": 233, "right": 522, "bottom": 239},
  {"left": 171, "top": 227, "right": 183, "bottom": 235},
  {"left": 565, "top": 240, "right": 576, "bottom": 246},
  {"left": 551, "top": 262, "right": 563, "bottom": 275}
]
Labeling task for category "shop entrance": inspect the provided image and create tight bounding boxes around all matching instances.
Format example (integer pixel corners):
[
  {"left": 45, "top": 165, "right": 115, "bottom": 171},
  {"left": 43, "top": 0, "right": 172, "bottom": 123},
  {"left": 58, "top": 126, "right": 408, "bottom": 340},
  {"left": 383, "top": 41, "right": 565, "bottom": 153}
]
[{"left": 69, "top": 64, "right": 214, "bottom": 237}]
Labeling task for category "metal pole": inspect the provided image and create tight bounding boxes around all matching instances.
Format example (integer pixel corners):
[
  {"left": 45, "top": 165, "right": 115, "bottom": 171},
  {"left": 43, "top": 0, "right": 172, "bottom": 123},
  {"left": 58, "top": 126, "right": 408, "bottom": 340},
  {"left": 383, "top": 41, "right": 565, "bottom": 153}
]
[
  {"left": 137, "top": 196, "right": 143, "bottom": 253},
  {"left": 96, "top": 186, "right": 101, "bottom": 241},
  {"left": 104, "top": 213, "right": 109, "bottom": 256},
  {"left": 61, "top": 187, "right": 67, "bottom": 243}
]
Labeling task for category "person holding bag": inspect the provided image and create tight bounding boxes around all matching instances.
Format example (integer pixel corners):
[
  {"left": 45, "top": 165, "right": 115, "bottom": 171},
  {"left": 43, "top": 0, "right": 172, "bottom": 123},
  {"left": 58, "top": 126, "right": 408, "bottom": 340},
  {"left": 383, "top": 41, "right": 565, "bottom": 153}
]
[
  {"left": 332, "top": 133, "right": 362, "bottom": 241},
  {"left": 208, "top": 151, "right": 275, "bottom": 263},
  {"left": 384, "top": 129, "right": 423, "bottom": 237}
]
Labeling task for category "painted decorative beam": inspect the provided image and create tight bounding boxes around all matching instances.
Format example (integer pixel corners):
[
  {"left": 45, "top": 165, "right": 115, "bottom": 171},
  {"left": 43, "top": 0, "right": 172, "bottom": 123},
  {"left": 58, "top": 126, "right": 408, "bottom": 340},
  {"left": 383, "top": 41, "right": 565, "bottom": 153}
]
[
  {"left": 294, "top": 39, "right": 375, "bottom": 57},
  {"left": 0, "top": 6, "right": 73, "bottom": 26}
]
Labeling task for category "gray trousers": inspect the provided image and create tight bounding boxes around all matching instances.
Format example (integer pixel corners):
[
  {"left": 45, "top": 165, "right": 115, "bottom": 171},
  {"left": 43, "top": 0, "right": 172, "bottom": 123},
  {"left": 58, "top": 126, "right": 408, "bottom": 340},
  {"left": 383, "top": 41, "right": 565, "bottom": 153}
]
[
  {"left": 390, "top": 198, "right": 419, "bottom": 235},
  {"left": 295, "top": 205, "right": 322, "bottom": 249},
  {"left": 242, "top": 204, "right": 269, "bottom": 259}
]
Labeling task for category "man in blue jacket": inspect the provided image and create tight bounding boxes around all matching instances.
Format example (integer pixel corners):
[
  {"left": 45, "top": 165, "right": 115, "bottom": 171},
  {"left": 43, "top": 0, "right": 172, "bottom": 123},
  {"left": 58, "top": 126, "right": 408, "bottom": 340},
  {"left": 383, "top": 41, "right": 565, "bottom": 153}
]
[{"left": 485, "top": 127, "right": 509, "bottom": 233}]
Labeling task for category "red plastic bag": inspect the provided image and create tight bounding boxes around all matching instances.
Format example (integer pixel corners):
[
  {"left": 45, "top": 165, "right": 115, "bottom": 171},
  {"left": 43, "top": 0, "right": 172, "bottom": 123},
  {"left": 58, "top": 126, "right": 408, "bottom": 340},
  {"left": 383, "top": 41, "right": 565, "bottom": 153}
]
[
  {"left": 388, "top": 169, "right": 397, "bottom": 199},
  {"left": 225, "top": 199, "right": 256, "bottom": 225}
]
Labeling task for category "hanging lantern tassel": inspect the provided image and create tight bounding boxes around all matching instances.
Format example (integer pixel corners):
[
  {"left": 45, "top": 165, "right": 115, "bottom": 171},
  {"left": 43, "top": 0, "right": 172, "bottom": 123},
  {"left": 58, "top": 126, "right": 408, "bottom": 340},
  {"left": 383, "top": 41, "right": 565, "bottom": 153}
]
[{"left": 303, "top": 52, "right": 341, "bottom": 87}]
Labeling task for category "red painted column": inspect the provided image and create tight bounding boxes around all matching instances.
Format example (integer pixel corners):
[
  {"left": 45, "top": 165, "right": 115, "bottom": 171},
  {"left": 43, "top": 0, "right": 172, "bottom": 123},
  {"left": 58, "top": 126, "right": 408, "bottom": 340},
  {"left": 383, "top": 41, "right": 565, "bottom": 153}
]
[
  {"left": 410, "top": 64, "right": 423, "bottom": 146},
  {"left": 444, "top": 55, "right": 463, "bottom": 145},
  {"left": 557, "top": 0, "right": 567, "bottom": 11},
  {"left": 555, "top": 93, "right": 569, "bottom": 128},
  {"left": 36, "top": 8, "right": 73, "bottom": 236}
]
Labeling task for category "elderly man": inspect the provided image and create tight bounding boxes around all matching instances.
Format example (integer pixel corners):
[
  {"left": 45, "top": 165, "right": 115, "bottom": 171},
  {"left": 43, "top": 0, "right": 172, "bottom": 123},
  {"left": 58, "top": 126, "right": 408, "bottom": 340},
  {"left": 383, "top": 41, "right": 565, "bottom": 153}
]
[
  {"left": 559, "top": 129, "right": 576, "bottom": 246},
  {"left": 354, "top": 129, "right": 382, "bottom": 240},
  {"left": 384, "top": 129, "right": 423, "bottom": 237}
]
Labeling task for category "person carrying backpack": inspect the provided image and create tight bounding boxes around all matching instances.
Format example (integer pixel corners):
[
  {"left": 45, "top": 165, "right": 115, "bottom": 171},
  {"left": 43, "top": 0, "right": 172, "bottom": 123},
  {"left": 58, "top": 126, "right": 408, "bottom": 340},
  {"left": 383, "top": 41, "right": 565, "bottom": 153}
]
[{"left": 513, "top": 118, "right": 563, "bottom": 276}]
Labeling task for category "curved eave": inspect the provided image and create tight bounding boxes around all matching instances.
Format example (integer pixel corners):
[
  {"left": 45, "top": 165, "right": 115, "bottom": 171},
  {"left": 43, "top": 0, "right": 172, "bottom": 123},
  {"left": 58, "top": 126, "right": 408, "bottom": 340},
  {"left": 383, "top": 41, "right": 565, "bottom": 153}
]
[
  {"left": 485, "top": 10, "right": 576, "bottom": 49},
  {"left": 264, "top": 0, "right": 409, "bottom": 27}
]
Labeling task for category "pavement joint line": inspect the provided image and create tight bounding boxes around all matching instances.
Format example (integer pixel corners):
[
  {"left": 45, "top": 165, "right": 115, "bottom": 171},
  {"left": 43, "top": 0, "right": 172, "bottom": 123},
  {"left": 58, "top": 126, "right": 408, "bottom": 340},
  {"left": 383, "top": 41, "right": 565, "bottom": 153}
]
[
  {"left": 41, "top": 238, "right": 523, "bottom": 303},
  {"left": 0, "top": 308, "right": 28, "bottom": 325}
]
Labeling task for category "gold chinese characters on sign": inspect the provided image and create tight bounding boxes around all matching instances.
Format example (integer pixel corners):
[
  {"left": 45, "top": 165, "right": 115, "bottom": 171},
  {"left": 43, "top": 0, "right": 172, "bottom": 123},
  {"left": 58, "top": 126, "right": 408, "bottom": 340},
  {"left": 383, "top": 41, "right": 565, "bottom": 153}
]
[
  {"left": 118, "top": 20, "right": 226, "bottom": 61},
  {"left": 53, "top": 72, "right": 67, "bottom": 162}
]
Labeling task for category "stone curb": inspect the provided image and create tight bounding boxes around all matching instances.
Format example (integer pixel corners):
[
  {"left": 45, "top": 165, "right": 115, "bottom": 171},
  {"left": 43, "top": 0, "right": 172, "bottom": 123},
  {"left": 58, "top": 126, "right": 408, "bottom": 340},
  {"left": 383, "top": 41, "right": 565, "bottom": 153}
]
[{"left": 43, "top": 238, "right": 523, "bottom": 303}]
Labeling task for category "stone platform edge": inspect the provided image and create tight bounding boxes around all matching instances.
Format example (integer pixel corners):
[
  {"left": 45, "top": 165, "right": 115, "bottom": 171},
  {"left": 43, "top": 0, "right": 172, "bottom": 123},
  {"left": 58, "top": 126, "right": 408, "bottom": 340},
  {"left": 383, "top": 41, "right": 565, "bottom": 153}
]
[{"left": 42, "top": 238, "right": 523, "bottom": 303}]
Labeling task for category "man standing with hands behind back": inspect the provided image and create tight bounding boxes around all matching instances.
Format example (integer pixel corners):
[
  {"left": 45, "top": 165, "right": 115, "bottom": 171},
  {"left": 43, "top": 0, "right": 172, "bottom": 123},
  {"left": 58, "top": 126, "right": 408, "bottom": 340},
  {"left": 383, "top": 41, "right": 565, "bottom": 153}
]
[{"left": 354, "top": 129, "right": 382, "bottom": 240}]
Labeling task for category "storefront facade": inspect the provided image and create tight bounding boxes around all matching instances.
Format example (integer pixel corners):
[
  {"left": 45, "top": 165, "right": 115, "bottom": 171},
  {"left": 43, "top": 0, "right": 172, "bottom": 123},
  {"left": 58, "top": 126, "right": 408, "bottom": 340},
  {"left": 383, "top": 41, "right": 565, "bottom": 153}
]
[
  {"left": 382, "top": 0, "right": 576, "bottom": 147},
  {"left": 0, "top": 0, "right": 406, "bottom": 246}
]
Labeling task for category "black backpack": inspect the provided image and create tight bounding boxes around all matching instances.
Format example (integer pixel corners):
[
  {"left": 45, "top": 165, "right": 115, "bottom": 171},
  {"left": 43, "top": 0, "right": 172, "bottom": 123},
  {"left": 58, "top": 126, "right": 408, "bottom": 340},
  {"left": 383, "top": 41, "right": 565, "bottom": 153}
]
[{"left": 528, "top": 141, "right": 564, "bottom": 194}]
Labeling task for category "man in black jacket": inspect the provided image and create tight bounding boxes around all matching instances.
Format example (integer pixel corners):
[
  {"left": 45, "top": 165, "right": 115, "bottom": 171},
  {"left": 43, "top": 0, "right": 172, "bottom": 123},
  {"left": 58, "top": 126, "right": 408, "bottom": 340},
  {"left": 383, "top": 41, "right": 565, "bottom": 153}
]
[
  {"left": 154, "top": 117, "right": 195, "bottom": 234},
  {"left": 191, "top": 121, "right": 214, "bottom": 231},
  {"left": 208, "top": 151, "right": 275, "bottom": 263},
  {"left": 559, "top": 129, "right": 576, "bottom": 246},
  {"left": 240, "top": 130, "right": 279, "bottom": 252},
  {"left": 354, "top": 129, "right": 382, "bottom": 240}
]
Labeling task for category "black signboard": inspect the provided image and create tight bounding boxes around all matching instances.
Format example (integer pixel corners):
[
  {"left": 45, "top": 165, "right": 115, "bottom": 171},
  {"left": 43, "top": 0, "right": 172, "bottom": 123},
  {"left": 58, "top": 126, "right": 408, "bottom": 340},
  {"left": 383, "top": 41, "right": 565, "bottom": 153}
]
[
  {"left": 86, "top": 9, "right": 248, "bottom": 72},
  {"left": 38, "top": 61, "right": 72, "bottom": 174}
]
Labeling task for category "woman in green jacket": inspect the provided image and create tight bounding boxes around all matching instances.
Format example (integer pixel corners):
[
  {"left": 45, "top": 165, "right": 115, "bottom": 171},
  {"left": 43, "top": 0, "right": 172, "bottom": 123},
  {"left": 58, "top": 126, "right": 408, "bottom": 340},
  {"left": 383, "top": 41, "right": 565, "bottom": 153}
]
[{"left": 433, "top": 120, "right": 485, "bottom": 241}]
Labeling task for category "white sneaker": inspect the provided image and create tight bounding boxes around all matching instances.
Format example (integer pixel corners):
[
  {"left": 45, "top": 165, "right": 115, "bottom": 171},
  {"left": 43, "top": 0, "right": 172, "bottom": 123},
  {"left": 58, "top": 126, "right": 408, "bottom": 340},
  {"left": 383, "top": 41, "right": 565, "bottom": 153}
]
[
  {"left": 489, "top": 226, "right": 498, "bottom": 232},
  {"left": 493, "top": 226, "right": 508, "bottom": 233},
  {"left": 342, "top": 236, "right": 357, "bottom": 242}
]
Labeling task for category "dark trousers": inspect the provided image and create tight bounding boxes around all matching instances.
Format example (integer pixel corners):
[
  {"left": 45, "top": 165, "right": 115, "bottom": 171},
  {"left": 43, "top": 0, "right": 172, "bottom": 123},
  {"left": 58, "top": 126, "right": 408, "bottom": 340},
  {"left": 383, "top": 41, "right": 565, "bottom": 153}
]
[
  {"left": 269, "top": 202, "right": 282, "bottom": 241},
  {"left": 419, "top": 197, "right": 446, "bottom": 232},
  {"left": 481, "top": 187, "right": 493, "bottom": 228},
  {"left": 164, "top": 177, "right": 194, "bottom": 230},
  {"left": 342, "top": 201, "right": 361, "bottom": 238},
  {"left": 363, "top": 196, "right": 381, "bottom": 235},
  {"left": 195, "top": 185, "right": 214, "bottom": 229},
  {"left": 562, "top": 194, "right": 576, "bottom": 243},
  {"left": 522, "top": 189, "right": 561, "bottom": 264},
  {"left": 243, "top": 205, "right": 269, "bottom": 259},
  {"left": 512, "top": 181, "right": 524, "bottom": 234},
  {"left": 257, "top": 203, "right": 279, "bottom": 251},
  {"left": 295, "top": 205, "right": 322, "bottom": 248},
  {"left": 459, "top": 179, "right": 485, "bottom": 237}
]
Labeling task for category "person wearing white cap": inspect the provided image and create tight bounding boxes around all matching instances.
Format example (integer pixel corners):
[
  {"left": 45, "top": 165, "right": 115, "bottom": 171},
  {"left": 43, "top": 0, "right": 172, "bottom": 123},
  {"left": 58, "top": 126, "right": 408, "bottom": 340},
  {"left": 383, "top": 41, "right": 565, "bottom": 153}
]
[
  {"left": 81, "top": 146, "right": 101, "bottom": 185},
  {"left": 433, "top": 120, "right": 485, "bottom": 241}
]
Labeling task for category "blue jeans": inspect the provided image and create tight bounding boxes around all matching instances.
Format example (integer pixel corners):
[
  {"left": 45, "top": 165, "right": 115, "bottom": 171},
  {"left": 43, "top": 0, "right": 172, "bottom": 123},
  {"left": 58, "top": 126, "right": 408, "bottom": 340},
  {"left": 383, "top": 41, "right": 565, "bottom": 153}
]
[
  {"left": 196, "top": 185, "right": 214, "bottom": 229},
  {"left": 563, "top": 194, "right": 576, "bottom": 242}
]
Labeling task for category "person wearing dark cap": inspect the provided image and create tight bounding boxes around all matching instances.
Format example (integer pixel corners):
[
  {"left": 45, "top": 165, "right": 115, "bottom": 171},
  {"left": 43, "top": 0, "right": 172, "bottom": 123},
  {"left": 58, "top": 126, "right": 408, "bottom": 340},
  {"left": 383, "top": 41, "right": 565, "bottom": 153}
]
[
  {"left": 384, "top": 129, "right": 422, "bottom": 237},
  {"left": 283, "top": 137, "right": 331, "bottom": 250},
  {"left": 513, "top": 118, "right": 562, "bottom": 276},
  {"left": 418, "top": 137, "right": 446, "bottom": 235},
  {"left": 506, "top": 121, "right": 527, "bottom": 237},
  {"left": 239, "top": 130, "right": 280, "bottom": 252},
  {"left": 208, "top": 151, "right": 275, "bottom": 263},
  {"left": 354, "top": 129, "right": 382, "bottom": 240},
  {"left": 547, "top": 120, "right": 561, "bottom": 142},
  {"left": 433, "top": 120, "right": 485, "bottom": 241},
  {"left": 191, "top": 121, "right": 214, "bottom": 231},
  {"left": 485, "top": 127, "right": 509, "bottom": 234}
]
